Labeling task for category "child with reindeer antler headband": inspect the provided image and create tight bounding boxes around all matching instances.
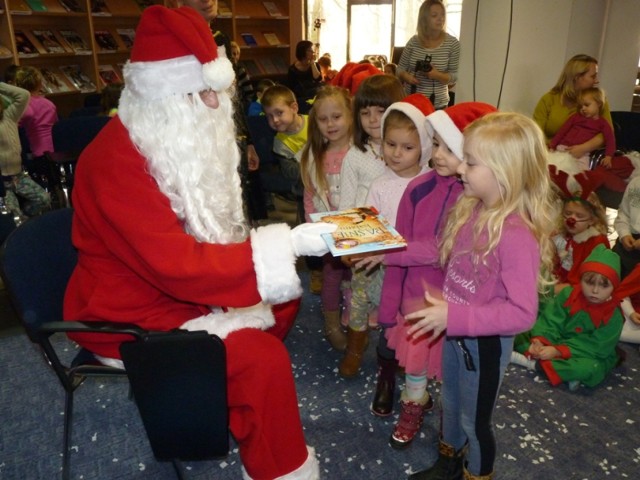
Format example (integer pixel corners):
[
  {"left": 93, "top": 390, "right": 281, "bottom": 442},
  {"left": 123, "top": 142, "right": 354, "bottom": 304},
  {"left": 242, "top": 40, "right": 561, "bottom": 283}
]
[{"left": 549, "top": 167, "right": 610, "bottom": 294}]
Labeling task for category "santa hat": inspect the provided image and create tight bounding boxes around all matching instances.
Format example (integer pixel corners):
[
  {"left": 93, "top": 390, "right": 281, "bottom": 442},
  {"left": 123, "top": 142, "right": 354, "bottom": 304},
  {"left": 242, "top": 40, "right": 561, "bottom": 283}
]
[
  {"left": 331, "top": 62, "right": 381, "bottom": 95},
  {"left": 123, "top": 5, "right": 235, "bottom": 101},
  {"left": 579, "top": 244, "right": 621, "bottom": 288},
  {"left": 426, "top": 102, "right": 497, "bottom": 159},
  {"left": 381, "top": 93, "right": 436, "bottom": 164}
]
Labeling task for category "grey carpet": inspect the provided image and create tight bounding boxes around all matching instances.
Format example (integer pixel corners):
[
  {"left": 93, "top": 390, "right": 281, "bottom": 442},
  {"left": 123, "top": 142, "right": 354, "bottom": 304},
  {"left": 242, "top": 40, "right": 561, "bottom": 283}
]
[{"left": 1, "top": 275, "right": 639, "bottom": 479}]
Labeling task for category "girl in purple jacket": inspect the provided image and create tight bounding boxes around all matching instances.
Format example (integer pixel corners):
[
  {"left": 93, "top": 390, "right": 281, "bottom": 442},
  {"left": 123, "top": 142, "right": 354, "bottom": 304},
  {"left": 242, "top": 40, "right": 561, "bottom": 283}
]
[{"left": 406, "top": 112, "right": 555, "bottom": 480}]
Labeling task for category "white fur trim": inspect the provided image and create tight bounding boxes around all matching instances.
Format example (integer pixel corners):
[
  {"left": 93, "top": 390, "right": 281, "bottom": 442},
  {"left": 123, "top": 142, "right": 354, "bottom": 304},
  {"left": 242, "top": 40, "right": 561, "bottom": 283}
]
[
  {"left": 382, "top": 103, "right": 433, "bottom": 165},
  {"left": 202, "top": 57, "right": 235, "bottom": 92},
  {"left": 250, "top": 223, "right": 303, "bottom": 304},
  {"left": 548, "top": 151, "right": 584, "bottom": 193},
  {"left": 427, "top": 110, "right": 463, "bottom": 159},
  {"left": 124, "top": 55, "right": 209, "bottom": 100},
  {"left": 180, "top": 303, "right": 275, "bottom": 340},
  {"left": 242, "top": 446, "right": 319, "bottom": 480}
]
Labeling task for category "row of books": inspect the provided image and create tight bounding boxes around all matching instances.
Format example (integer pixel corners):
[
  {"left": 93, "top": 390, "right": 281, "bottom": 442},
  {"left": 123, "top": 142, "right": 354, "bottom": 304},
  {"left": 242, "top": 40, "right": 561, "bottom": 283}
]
[
  {"left": 240, "top": 31, "right": 284, "bottom": 47},
  {"left": 218, "top": 1, "right": 285, "bottom": 18},
  {"left": 9, "top": 28, "right": 135, "bottom": 57},
  {"left": 40, "top": 63, "right": 123, "bottom": 95},
  {"left": 239, "top": 56, "right": 288, "bottom": 77},
  {"left": 8, "top": 0, "right": 153, "bottom": 15}
]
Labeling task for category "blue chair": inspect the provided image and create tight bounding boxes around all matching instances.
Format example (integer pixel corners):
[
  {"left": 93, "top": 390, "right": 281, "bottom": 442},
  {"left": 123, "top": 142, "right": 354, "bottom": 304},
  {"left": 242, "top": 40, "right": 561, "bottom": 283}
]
[{"left": 0, "top": 209, "right": 229, "bottom": 479}]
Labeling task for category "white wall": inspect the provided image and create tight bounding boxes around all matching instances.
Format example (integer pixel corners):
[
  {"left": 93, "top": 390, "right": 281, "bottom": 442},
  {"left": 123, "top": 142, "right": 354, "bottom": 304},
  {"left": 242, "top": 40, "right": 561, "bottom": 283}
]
[{"left": 456, "top": 0, "right": 640, "bottom": 114}]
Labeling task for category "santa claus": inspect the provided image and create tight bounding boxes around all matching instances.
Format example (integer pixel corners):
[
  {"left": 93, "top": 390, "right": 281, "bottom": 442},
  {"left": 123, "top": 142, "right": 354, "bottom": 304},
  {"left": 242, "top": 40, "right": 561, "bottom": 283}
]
[{"left": 63, "top": 6, "right": 332, "bottom": 479}]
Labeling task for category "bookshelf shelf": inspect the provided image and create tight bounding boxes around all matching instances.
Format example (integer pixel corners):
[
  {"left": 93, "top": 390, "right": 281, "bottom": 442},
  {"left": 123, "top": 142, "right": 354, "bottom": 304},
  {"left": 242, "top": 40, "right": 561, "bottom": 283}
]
[{"left": 0, "top": 0, "right": 303, "bottom": 114}]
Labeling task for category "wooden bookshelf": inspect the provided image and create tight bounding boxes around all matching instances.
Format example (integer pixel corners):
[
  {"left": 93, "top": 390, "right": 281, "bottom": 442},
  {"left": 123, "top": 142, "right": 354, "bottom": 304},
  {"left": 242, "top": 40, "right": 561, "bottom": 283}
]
[
  {"left": 0, "top": 0, "right": 302, "bottom": 114},
  {"left": 220, "top": 0, "right": 302, "bottom": 79}
]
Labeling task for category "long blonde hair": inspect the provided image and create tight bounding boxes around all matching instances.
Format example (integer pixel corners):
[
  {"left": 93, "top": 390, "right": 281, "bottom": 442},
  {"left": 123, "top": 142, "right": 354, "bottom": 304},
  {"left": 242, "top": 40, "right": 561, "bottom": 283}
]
[
  {"left": 550, "top": 54, "right": 598, "bottom": 107},
  {"left": 439, "top": 112, "right": 557, "bottom": 292},
  {"left": 300, "top": 85, "right": 352, "bottom": 195}
]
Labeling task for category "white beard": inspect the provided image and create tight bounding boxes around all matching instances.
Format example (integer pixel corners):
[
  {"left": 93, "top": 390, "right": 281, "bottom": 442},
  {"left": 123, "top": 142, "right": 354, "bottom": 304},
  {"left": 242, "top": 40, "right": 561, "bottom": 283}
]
[{"left": 118, "top": 88, "right": 247, "bottom": 244}]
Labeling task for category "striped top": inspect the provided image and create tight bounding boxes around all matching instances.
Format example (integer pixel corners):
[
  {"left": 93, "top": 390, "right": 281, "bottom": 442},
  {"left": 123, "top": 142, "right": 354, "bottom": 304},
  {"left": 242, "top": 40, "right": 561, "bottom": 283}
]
[{"left": 397, "top": 33, "right": 460, "bottom": 109}]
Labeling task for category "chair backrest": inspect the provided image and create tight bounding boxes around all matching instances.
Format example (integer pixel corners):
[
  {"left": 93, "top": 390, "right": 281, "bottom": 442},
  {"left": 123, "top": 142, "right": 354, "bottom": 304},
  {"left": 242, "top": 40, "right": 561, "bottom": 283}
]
[
  {"left": 52, "top": 115, "right": 110, "bottom": 154},
  {"left": 0, "top": 209, "right": 76, "bottom": 339},
  {"left": 611, "top": 111, "right": 640, "bottom": 153},
  {"left": 246, "top": 115, "right": 277, "bottom": 166}
]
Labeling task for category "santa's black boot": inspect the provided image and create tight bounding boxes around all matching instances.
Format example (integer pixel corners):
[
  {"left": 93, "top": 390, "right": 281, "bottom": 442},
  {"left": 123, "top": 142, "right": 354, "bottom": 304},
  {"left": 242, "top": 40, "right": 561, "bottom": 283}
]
[
  {"left": 370, "top": 355, "right": 398, "bottom": 416},
  {"left": 408, "top": 440, "right": 466, "bottom": 480}
]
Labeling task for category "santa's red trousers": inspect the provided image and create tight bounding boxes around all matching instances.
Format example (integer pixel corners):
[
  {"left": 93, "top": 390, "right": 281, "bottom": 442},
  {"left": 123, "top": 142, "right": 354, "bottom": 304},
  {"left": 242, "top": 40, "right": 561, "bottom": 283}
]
[
  {"left": 588, "top": 155, "right": 634, "bottom": 192},
  {"left": 224, "top": 298, "right": 309, "bottom": 479}
]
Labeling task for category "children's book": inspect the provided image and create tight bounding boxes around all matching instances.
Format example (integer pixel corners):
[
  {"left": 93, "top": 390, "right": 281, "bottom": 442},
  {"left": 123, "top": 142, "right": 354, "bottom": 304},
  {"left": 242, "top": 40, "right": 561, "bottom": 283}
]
[
  {"left": 310, "top": 206, "right": 406, "bottom": 257},
  {"left": 262, "top": 1, "right": 282, "bottom": 16},
  {"left": 40, "top": 67, "right": 75, "bottom": 93},
  {"left": 25, "top": 0, "right": 47, "bottom": 11},
  {"left": 262, "top": 32, "right": 280, "bottom": 46},
  {"left": 272, "top": 55, "right": 289, "bottom": 74},
  {"left": 241, "top": 33, "right": 258, "bottom": 47},
  {"left": 94, "top": 30, "right": 119, "bottom": 52},
  {"left": 256, "top": 57, "right": 278, "bottom": 75},
  {"left": 0, "top": 44, "right": 13, "bottom": 59},
  {"left": 98, "top": 64, "right": 122, "bottom": 86},
  {"left": 116, "top": 28, "right": 135, "bottom": 49},
  {"left": 14, "top": 31, "right": 39, "bottom": 57},
  {"left": 217, "top": 0, "right": 231, "bottom": 17},
  {"left": 31, "top": 29, "right": 66, "bottom": 54},
  {"left": 90, "top": 0, "right": 110, "bottom": 15},
  {"left": 9, "top": 0, "right": 33, "bottom": 14},
  {"left": 239, "top": 59, "right": 263, "bottom": 77},
  {"left": 59, "top": 64, "right": 97, "bottom": 93},
  {"left": 59, "top": 30, "right": 92, "bottom": 54},
  {"left": 58, "top": 0, "right": 82, "bottom": 12}
]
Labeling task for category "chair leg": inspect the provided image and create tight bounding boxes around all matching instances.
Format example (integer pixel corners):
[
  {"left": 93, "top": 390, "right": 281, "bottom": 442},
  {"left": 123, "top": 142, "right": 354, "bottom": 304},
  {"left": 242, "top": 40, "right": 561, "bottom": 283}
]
[
  {"left": 62, "top": 389, "right": 74, "bottom": 480},
  {"left": 171, "top": 459, "right": 187, "bottom": 480}
]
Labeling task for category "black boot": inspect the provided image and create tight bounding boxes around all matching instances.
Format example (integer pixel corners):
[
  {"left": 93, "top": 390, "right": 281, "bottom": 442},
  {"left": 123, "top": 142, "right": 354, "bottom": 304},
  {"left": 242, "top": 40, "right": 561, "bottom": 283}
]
[
  {"left": 408, "top": 440, "right": 466, "bottom": 480},
  {"left": 370, "top": 355, "right": 398, "bottom": 416}
]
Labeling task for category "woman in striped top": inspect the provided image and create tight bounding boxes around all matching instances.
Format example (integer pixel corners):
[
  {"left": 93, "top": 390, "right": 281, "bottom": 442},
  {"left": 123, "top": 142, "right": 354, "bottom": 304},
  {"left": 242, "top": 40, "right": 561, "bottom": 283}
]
[{"left": 397, "top": 0, "right": 460, "bottom": 110}]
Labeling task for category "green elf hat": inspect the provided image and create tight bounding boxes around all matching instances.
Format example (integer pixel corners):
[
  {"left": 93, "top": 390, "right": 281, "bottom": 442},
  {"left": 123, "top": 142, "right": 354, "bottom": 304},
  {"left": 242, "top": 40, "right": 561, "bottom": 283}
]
[{"left": 579, "top": 244, "right": 621, "bottom": 288}]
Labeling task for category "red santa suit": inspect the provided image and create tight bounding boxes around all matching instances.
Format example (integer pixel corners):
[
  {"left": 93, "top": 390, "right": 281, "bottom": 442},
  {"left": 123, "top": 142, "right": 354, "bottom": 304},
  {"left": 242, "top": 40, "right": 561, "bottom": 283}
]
[{"left": 63, "top": 6, "right": 320, "bottom": 480}]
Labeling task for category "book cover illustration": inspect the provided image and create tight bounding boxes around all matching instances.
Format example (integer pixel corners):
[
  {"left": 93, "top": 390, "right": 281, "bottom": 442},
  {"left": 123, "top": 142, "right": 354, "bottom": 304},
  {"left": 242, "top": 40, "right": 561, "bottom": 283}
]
[
  {"left": 40, "top": 67, "right": 75, "bottom": 93},
  {"left": 59, "top": 65, "right": 96, "bottom": 93},
  {"left": 14, "top": 31, "right": 39, "bottom": 57},
  {"left": 0, "top": 44, "right": 13, "bottom": 59},
  {"left": 91, "top": 0, "right": 110, "bottom": 15},
  {"left": 262, "top": 1, "right": 282, "bottom": 16},
  {"left": 310, "top": 206, "right": 406, "bottom": 257},
  {"left": 98, "top": 64, "right": 122, "bottom": 86},
  {"left": 8, "top": 0, "right": 32, "bottom": 14},
  {"left": 94, "top": 30, "right": 119, "bottom": 52},
  {"left": 59, "top": 30, "right": 92, "bottom": 54},
  {"left": 31, "top": 29, "right": 66, "bottom": 54},
  {"left": 262, "top": 32, "right": 280, "bottom": 46},
  {"left": 58, "top": 0, "right": 82, "bottom": 12},
  {"left": 25, "top": 0, "right": 47, "bottom": 11},
  {"left": 217, "top": 0, "right": 231, "bottom": 17},
  {"left": 116, "top": 28, "right": 135, "bottom": 49},
  {"left": 240, "top": 33, "right": 258, "bottom": 47}
]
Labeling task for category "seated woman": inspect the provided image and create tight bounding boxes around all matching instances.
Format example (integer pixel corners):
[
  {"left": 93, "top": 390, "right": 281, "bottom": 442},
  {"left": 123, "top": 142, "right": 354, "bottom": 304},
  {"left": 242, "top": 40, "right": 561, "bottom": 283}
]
[
  {"left": 287, "top": 40, "right": 323, "bottom": 106},
  {"left": 533, "top": 54, "right": 633, "bottom": 193}
]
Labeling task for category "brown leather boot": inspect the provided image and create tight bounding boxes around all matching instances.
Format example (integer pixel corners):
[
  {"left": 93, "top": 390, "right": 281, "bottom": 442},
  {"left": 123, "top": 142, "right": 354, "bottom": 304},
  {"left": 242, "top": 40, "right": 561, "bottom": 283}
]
[
  {"left": 370, "top": 355, "right": 398, "bottom": 416},
  {"left": 324, "top": 310, "right": 347, "bottom": 351},
  {"left": 338, "top": 327, "right": 369, "bottom": 377}
]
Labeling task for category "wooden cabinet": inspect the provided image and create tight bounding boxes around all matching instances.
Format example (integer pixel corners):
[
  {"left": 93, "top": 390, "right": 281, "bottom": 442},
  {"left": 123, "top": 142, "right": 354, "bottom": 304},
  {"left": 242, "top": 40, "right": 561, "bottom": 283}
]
[
  {"left": 218, "top": 0, "right": 302, "bottom": 79},
  {"left": 0, "top": 0, "right": 302, "bottom": 115}
]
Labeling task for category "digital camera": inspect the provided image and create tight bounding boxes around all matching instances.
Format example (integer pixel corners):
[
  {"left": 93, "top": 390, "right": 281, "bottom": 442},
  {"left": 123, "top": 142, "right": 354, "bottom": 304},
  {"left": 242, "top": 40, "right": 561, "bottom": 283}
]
[{"left": 415, "top": 54, "right": 433, "bottom": 73}]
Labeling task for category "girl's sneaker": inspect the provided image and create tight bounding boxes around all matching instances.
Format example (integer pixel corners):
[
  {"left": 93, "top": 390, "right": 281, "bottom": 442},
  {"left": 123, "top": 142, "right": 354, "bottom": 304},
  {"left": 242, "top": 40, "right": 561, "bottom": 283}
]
[{"left": 389, "top": 391, "right": 433, "bottom": 449}]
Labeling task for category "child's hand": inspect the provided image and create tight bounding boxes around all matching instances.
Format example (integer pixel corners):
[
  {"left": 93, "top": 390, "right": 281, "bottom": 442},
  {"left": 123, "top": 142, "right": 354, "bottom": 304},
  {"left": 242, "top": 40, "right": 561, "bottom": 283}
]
[
  {"left": 405, "top": 291, "right": 448, "bottom": 340},
  {"left": 354, "top": 254, "right": 384, "bottom": 273},
  {"left": 621, "top": 235, "right": 635, "bottom": 251},
  {"left": 633, "top": 238, "right": 640, "bottom": 250},
  {"left": 341, "top": 255, "right": 354, "bottom": 267},
  {"left": 536, "top": 345, "right": 560, "bottom": 361},
  {"left": 600, "top": 155, "right": 612, "bottom": 168}
]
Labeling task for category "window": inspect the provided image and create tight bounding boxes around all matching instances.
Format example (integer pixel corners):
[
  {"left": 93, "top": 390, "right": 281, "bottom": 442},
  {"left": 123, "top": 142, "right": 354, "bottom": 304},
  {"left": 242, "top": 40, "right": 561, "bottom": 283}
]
[{"left": 307, "top": 0, "right": 463, "bottom": 72}]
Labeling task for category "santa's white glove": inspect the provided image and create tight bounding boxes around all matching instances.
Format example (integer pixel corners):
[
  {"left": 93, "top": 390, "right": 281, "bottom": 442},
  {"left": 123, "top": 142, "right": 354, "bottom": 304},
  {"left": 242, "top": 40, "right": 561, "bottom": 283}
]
[{"left": 291, "top": 222, "right": 337, "bottom": 257}]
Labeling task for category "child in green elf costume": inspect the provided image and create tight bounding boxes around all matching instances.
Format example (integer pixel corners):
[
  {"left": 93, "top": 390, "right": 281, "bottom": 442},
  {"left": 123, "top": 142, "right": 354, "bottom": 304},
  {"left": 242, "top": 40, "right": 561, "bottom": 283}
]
[{"left": 512, "top": 245, "right": 640, "bottom": 390}]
